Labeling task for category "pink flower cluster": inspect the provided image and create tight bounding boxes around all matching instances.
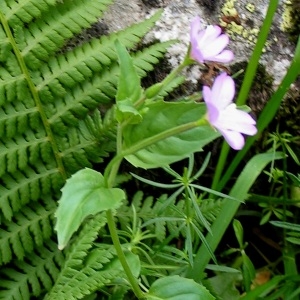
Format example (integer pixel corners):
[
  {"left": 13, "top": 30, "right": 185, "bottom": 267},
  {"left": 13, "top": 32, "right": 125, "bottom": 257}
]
[{"left": 190, "top": 17, "right": 257, "bottom": 150}]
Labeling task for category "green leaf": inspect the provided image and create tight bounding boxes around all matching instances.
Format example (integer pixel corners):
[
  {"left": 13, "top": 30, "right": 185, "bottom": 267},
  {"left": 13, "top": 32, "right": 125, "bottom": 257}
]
[
  {"left": 115, "top": 99, "right": 142, "bottom": 124},
  {"left": 240, "top": 275, "right": 285, "bottom": 300},
  {"left": 242, "top": 252, "right": 256, "bottom": 292},
  {"left": 147, "top": 275, "right": 215, "bottom": 300},
  {"left": 55, "top": 168, "right": 125, "bottom": 250},
  {"left": 205, "top": 273, "right": 240, "bottom": 300},
  {"left": 103, "top": 250, "right": 141, "bottom": 278},
  {"left": 233, "top": 219, "right": 244, "bottom": 249},
  {"left": 115, "top": 40, "right": 143, "bottom": 123},
  {"left": 187, "top": 152, "right": 284, "bottom": 280},
  {"left": 123, "top": 101, "right": 219, "bottom": 169},
  {"left": 270, "top": 221, "right": 300, "bottom": 232}
]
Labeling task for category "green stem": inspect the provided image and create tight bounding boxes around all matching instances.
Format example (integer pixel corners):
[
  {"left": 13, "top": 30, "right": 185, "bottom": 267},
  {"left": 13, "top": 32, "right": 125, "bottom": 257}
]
[
  {"left": 216, "top": 35, "right": 300, "bottom": 193},
  {"left": 236, "top": 0, "right": 279, "bottom": 106},
  {"left": 145, "top": 54, "right": 193, "bottom": 99},
  {"left": 106, "top": 209, "right": 145, "bottom": 299},
  {"left": 210, "top": 143, "right": 230, "bottom": 191},
  {"left": 210, "top": 0, "right": 279, "bottom": 192},
  {"left": 104, "top": 126, "right": 145, "bottom": 298},
  {"left": 186, "top": 153, "right": 282, "bottom": 281}
]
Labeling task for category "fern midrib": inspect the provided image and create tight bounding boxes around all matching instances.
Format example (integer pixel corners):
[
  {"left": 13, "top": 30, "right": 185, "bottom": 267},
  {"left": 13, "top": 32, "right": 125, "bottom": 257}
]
[{"left": 0, "top": 11, "right": 67, "bottom": 181}]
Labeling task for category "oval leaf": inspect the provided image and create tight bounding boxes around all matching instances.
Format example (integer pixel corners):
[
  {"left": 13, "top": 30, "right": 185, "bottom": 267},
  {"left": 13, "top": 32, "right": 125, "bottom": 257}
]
[
  {"left": 147, "top": 275, "right": 215, "bottom": 300},
  {"left": 123, "top": 101, "right": 219, "bottom": 169},
  {"left": 55, "top": 168, "right": 125, "bottom": 250}
]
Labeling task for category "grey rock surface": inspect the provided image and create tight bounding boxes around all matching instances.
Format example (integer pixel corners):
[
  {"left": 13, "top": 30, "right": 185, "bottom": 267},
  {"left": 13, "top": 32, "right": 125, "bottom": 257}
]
[{"left": 102, "top": 0, "right": 296, "bottom": 86}]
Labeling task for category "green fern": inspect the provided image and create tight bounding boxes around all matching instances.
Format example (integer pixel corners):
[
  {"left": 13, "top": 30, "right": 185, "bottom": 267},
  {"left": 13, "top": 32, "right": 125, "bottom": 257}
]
[
  {"left": 0, "top": 198, "right": 56, "bottom": 264},
  {"left": 0, "top": 0, "right": 172, "bottom": 298},
  {"left": 0, "top": 239, "right": 65, "bottom": 299},
  {"left": 45, "top": 213, "right": 118, "bottom": 300}
]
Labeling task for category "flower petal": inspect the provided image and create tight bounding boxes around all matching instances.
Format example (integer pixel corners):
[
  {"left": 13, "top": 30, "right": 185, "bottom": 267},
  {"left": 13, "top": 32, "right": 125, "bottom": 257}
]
[
  {"left": 211, "top": 73, "right": 235, "bottom": 109},
  {"left": 218, "top": 128, "right": 245, "bottom": 150},
  {"left": 201, "top": 34, "right": 229, "bottom": 58},
  {"left": 202, "top": 85, "right": 212, "bottom": 103},
  {"left": 206, "top": 102, "right": 220, "bottom": 124},
  {"left": 221, "top": 105, "right": 257, "bottom": 133},
  {"left": 211, "top": 50, "right": 234, "bottom": 63},
  {"left": 189, "top": 17, "right": 233, "bottom": 64},
  {"left": 199, "top": 25, "right": 222, "bottom": 46}
]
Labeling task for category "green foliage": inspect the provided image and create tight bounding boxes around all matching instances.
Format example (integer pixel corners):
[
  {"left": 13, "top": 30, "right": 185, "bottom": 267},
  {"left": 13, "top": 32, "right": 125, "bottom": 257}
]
[
  {"left": 147, "top": 275, "right": 215, "bottom": 300},
  {"left": 45, "top": 212, "right": 119, "bottom": 300},
  {"left": 0, "top": 0, "right": 172, "bottom": 298},
  {"left": 56, "top": 168, "right": 125, "bottom": 249},
  {"left": 0, "top": 239, "right": 65, "bottom": 299},
  {"left": 123, "top": 101, "right": 219, "bottom": 168},
  {"left": 118, "top": 191, "right": 222, "bottom": 244}
]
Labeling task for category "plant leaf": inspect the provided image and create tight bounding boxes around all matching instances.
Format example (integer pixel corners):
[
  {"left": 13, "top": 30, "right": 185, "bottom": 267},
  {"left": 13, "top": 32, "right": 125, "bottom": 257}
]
[
  {"left": 233, "top": 219, "right": 244, "bottom": 249},
  {"left": 55, "top": 168, "right": 125, "bottom": 250},
  {"left": 205, "top": 273, "right": 240, "bottom": 300},
  {"left": 242, "top": 252, "right": 256, "bottom": 292},
  {"left": 115, "top": 39, "right": 143, "bottom": 123},
  {"left": 123, "top": 101, "right": 219, "bottom": 169},
  {"left": 147, "top": 275, "right": 215, "bottom": 300}
]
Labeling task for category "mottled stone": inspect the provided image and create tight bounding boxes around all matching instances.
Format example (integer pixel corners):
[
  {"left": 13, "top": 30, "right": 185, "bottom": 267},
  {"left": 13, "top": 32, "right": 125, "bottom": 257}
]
[{"left": 102, "top": 0, "right": 296, "bottom": 85}]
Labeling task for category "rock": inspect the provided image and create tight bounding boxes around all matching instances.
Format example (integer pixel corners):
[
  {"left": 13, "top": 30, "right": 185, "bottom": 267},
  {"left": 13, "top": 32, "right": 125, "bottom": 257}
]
[{"left": 102, "top": 0, "right": 297, "bottom": 86}]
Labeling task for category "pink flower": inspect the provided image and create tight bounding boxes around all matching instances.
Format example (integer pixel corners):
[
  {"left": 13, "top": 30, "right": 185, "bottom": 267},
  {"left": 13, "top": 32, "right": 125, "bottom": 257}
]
[
  {"left": 190, "top": 16, "right": 234, "bottom": 64},
  {"left": 203, "top": 73, "right": 257, "bottom": 150}
]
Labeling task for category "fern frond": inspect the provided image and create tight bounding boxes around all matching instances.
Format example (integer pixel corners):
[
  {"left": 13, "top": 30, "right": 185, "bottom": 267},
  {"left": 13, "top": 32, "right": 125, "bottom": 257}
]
[
  {"left": 17, "top": 0, "right": 113, "bottom": 69},
  {"left": 0, "top": 0, "right": 57, "bottom": 26},
  {"left": 45, "top": 41, "right": 173, "bottom": 135},
  {"left": 59, "top": 110, "right": 116, "bottom": 172},
  {"left": 0, "top": 239, "right": 65, "bottom": 300},
  {"left": 0, "top": 199, "right": 56, "bottom": 265},
  {"left": 0, "top": 103, "right": 39, "bottom": 138},
  {"left": 0, "top": 166, "right": 63, "bottom": 220},
  {"left": 133, "top": 40, "right": 175, "bottom": 77},
  {"left": 34, "top": 11, "right": 162, "bottom": 101},
  {"left": 47, "top": 248, "right": 117, "bottom": 300},
  {"left": 0, "top": 0, "right": 168, "bottom": 296},
  {"left": 199, "top": 199, "right": 222, "bottom": 225},
  {"left": 46, "top": 213, "right": 119, "bottom": 299}
]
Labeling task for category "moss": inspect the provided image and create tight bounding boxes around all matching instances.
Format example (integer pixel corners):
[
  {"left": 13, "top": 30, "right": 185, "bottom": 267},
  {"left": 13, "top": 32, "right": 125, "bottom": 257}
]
[
  {"left": 281, "top": 0, "right": 300, "bottom": 44},
  {"left": 245, "top": 3, "right": 255, "bottom": 13},
  {"left": 219, "top": 0, "right": 260, "bottom": 46}
]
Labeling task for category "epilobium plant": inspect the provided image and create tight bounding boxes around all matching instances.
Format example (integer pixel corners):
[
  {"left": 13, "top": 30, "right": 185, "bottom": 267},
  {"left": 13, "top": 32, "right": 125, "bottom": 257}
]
[{"left": 54, "top": 15, "right": 258, "bottom": 299}]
